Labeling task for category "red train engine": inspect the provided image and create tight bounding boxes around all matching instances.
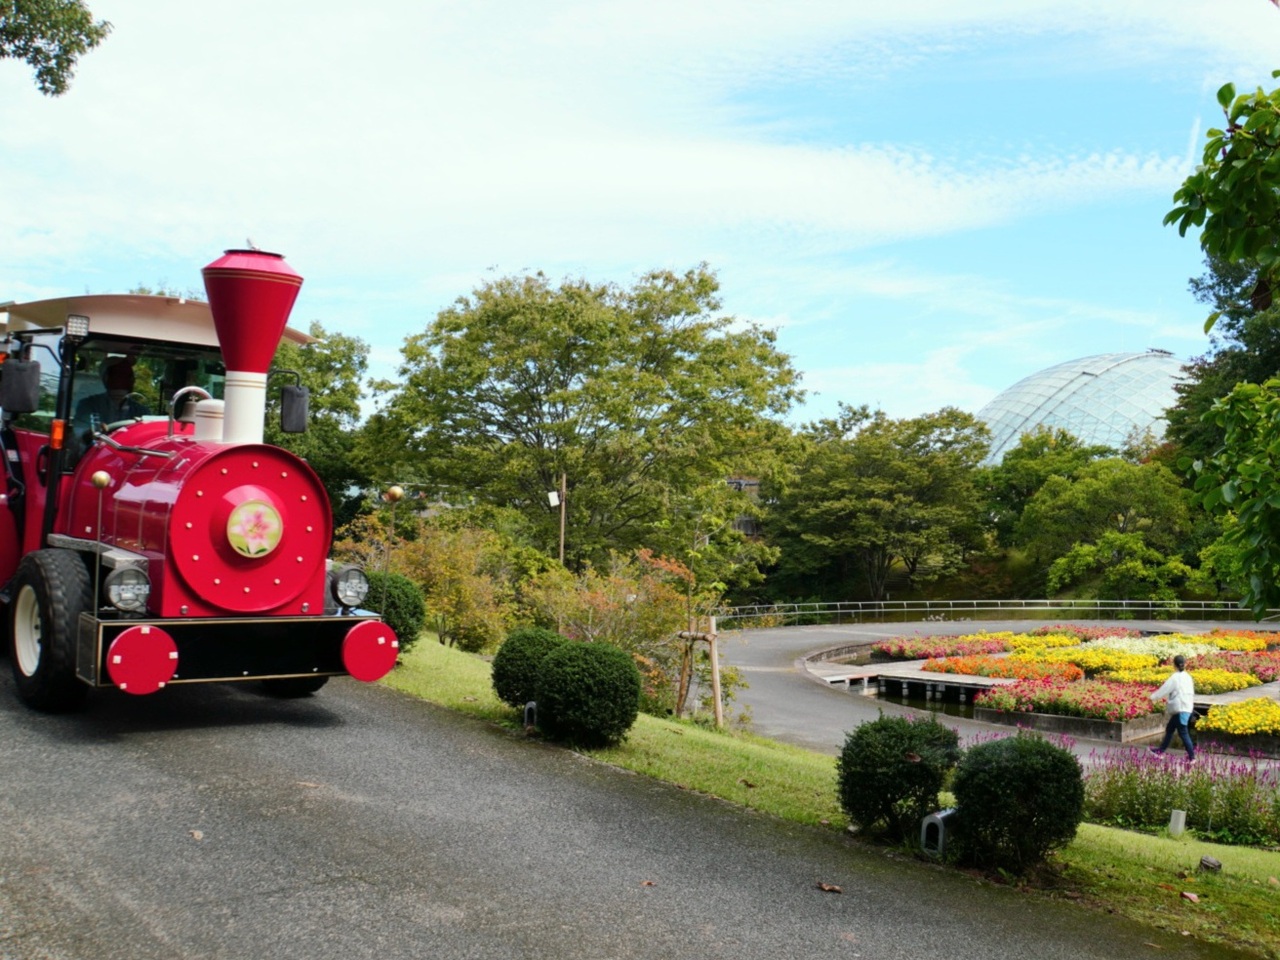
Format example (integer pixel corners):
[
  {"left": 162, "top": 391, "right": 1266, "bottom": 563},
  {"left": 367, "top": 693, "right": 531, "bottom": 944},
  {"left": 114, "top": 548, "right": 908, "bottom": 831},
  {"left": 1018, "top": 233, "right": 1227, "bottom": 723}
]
[{"left": 0, "top": 249, "right": 399, "bottom": 711}]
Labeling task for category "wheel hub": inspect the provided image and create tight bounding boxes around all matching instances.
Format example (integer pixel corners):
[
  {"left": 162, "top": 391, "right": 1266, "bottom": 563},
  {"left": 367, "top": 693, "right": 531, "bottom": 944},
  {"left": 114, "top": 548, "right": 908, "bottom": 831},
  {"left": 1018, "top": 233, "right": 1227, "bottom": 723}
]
[{"left": 13, "top": 585, "right": 43, "bottom": 678}]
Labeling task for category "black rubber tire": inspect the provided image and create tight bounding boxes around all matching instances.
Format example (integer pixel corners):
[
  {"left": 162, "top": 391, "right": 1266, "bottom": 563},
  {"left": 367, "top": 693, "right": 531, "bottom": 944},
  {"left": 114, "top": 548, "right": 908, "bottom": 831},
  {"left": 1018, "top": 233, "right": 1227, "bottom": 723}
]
[
  {"left": 9, "top": 549, "right": 92, "bottom": 712},
  {"left": 260, "top": 676, "right": 330, "bottom": 698}
]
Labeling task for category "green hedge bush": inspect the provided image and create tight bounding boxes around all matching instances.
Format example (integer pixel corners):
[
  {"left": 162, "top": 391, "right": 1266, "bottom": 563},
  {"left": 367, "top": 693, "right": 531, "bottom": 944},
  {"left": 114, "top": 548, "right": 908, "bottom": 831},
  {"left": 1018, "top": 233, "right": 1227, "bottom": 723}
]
[
  {"left": 491, "top": 626, "right": 570, "bottom": 709},
  {"left": 364, "top": 571, "right": 427, "bottom": 654},
  {"left": 836, "top": 714, "right": 960, "bottom": 841},
  {"left": 952, "top": 733, "right": 1084, "bottom": 873},
  {"left": 535, "top": 641, "right": 641, "bottom": 747}
]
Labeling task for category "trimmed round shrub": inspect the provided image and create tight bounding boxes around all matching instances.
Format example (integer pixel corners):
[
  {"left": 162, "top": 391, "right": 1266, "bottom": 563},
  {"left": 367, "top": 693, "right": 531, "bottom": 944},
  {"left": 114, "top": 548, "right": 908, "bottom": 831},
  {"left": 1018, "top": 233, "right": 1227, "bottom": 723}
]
[
  {"left": 535, "top": 642, "right": 642, "bottom": 747},
  {"left": 491, "top": 626, "right": 570, "bottom": 708},
  {"left": 836, "top": 714, "right": 961, "bottom": 841},
  {"left": 364, "top": 571, "right": 426, "bottom": 653},
  {"left": 951, "top": 733, "right": 1085, "bottom": 873}
]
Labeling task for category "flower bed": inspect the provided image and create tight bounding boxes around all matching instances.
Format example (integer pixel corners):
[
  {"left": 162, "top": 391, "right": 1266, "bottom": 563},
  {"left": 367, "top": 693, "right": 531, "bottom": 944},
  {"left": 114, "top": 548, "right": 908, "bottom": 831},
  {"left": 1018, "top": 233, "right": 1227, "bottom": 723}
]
[
  {"left": 1012, "top": 646, "right": 1158, "bottom": 676},
  {"left": 1204, "top": 628, "right": 1280, "bottom": 651},
  {"left": 872, "top": 633, "right": 1008, "bottom": 660},
  {"left": 1198, "top": 698, "right": 1280, "bottom": 737},
  {"left": 1001, "top": 632, "right": 1082, "bottom": 651},
  {"left": 1161, "top": 631, "right": 1269, "bottom": 653},
  {"left": 920, "top": 655, "right": 1083, "bottom": 682},
  {"left": 1100, "top": 667, "right": 1261, "bottom": 695},
  {"left": 1188, "top": 650, "right": 1280, "bottom": 683},
  {"left": 1085, "top": 749, "right": 1280, "bottom": 845},
  {"left": 1081, "top": 636, "right": 1218, "bottom": 660},
  {"left": 974, "top": 677, "right": 1161, "bottom": 723},
  {"left": 1027, "top": 624, "right": 1142, "bottom": 641}
]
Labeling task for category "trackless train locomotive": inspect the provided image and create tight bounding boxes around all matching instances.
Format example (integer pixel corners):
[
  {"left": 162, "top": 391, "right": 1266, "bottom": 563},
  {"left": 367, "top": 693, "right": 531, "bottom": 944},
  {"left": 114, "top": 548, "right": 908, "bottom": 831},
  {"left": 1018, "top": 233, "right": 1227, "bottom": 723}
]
[{"left": 0, "top": 248, "right": 399, "bottom": 711}]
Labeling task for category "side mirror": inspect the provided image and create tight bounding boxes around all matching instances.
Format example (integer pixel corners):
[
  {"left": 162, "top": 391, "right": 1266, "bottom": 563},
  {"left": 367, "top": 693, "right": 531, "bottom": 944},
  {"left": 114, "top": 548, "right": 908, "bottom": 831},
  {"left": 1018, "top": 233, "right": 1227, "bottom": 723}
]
[
  {"left": 0, "top": 360, "right": 41, "bottom": 414},
  {"left": 280, "top": 384, "right": 309, "bottom": 434}
]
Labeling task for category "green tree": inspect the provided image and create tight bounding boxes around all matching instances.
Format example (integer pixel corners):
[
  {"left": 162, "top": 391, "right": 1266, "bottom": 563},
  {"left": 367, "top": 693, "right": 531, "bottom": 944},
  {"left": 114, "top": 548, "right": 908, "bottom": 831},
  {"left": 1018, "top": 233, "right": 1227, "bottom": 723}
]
[
  {"left": 402, "top": 525, "right": 516, "bottom": 653},
  {"left": 980, "top": 427, "right": 1112, "bottom": 546},
  {"left": 766, "top": 405, "right": 989, "bottom": 601},
  {"left": 1047, "top": 530, "right": 1192, "bottom": 602},
  {"left": 1165, "top": 255, "right": 1280, "bottom": 466},
  {"left": 333, "top": 509, "right": 537, "bottom": 653},
  {"left": 1187, "top": 514, "right": 1249, "bottom": 601},
  {"left": 1166, "top": 77, "right": 1280, "bottom": 326},
  {"left": 521, "top": 550, "right": 690, "bottom": 713},
  {"left": 1, "top": 0, "right": 110, "bottom": 95},
  {"left": 266, "top": 321, "right": 372, "bottom": 528},
  {"left": 374, "top": 266, "right": 800, "bottom": 569},
  {"left": 1015, "top": 458, "right": 1192, "bottom": 566},
  {"left": 1186, "top": 378, "right": 1280, "bottom": 617},
  {"left": 1166, "top": 76, "right": 1280, "bottom": 617}
]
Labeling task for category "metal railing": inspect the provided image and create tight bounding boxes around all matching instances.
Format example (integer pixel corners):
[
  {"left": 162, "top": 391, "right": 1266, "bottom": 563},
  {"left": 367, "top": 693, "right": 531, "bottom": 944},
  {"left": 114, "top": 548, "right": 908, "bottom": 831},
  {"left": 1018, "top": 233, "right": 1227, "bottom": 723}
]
[{"left": 715, "top": 598, "right": 1274, "bottom": 627}]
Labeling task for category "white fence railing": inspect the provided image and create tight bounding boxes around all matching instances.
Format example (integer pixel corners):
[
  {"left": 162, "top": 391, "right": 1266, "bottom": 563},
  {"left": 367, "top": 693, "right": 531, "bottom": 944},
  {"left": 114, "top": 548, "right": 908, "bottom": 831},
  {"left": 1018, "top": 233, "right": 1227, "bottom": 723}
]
[{"left": 716, "top": 598, "right": 1274, "bottom": 626}]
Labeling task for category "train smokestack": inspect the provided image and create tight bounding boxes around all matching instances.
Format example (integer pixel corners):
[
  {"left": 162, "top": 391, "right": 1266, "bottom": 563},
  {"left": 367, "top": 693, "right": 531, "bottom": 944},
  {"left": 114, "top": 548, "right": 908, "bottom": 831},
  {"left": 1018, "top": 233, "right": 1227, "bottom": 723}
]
[{"left": 201, "top": 249, "right": 303, "bottom": 444}]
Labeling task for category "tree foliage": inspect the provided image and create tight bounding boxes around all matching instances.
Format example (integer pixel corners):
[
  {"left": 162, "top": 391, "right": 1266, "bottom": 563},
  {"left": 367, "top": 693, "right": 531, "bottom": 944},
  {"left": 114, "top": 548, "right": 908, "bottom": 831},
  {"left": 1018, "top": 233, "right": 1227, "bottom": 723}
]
[
  {"left": 373, "top": 266, "right": 800, "bottom": 570},
  {"left": 332, "top": 509, "right": 539, "bottom": 654},
  {"left": 1166, "top": 77, "right": 1280, "bottom": 329},
  {"left": 765, "top": 405, "right": 989, "bottom": 601},
  {"left": 521, "top": 549, "right": 692, "bottom": 711},
  {"left": 267, "top": 320, "right": 373, "bottom": 528},
  {"left": 1046, "top": 530, "right": 1192, "bottom": 602},
  {"left": 1186, "top": 379, "right": 1280, "bottom": 617},
  {"left": 981, "top": 427, "right": 1112, "bottom": 546},
  {"left": 1165, "top": 255, "right": 1280, "bottom": 466},
  {"left": 0, "top": 0, "right": 110, "bottom": 95},
  {"left": 1015, "top": 458, "right": 1191, "bottom": 565}
]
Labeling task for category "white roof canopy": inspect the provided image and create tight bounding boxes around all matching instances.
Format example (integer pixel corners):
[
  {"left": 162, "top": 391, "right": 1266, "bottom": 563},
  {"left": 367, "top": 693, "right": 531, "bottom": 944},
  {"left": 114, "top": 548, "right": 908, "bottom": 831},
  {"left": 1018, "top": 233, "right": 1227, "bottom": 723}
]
[{"left": 0, "top": 294, "right": 317, "bottom": 349}]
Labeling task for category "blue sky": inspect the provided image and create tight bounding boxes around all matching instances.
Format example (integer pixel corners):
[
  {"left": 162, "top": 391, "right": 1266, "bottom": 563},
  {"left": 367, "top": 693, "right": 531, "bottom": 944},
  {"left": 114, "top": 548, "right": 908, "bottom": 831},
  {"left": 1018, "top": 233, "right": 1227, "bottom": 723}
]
[{"left": 3, "top": 1, "right": 1280, "bottom": 424}]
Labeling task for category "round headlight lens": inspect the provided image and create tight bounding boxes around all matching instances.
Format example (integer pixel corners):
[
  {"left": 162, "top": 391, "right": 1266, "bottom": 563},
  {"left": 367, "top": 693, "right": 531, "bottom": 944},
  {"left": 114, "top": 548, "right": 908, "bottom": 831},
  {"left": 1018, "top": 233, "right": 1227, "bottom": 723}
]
[
  {"left": 332, "top": 565, "right": 370, "bottom": 608},
  {"left": 104, "top": 567, "right": 151, "bottom": 613}
]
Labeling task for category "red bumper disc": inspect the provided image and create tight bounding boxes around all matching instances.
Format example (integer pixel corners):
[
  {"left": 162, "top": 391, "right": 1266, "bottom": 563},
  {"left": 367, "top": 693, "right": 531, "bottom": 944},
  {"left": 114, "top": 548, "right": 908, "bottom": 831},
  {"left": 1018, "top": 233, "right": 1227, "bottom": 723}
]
[
  {"left": 106, "top": 625, "right": 179, "bottom": 695},
  {"left": 341, "top": 620, "right": 400, "bottom": 682}
]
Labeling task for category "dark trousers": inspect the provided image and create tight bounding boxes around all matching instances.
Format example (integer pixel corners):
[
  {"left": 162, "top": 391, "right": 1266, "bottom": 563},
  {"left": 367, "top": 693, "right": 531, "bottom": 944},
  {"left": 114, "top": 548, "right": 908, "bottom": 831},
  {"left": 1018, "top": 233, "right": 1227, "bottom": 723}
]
[{"left": 1158, "top": 712, "right": 1195, "bottom": 758}]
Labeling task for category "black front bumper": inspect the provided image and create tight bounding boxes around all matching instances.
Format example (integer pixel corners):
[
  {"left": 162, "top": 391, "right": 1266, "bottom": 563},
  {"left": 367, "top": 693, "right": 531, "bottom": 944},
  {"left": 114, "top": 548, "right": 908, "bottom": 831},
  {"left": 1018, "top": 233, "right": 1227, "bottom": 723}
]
[{"left": 76, "top": 612, "right": 381, "bottom": 686}]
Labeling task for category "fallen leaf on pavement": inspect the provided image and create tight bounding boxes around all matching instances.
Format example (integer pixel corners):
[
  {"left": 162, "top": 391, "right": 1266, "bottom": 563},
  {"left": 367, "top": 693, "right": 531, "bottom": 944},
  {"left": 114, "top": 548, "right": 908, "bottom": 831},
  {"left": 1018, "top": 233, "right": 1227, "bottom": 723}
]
[{"left": 816, "top": 882, "right": 843, "bottom": 894}]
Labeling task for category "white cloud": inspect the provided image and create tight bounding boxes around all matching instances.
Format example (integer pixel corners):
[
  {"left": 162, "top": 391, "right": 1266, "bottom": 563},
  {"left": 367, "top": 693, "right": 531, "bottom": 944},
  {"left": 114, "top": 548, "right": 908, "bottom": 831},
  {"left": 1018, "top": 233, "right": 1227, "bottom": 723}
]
[{"left": 1, "top": 0, "right": 1274, "bottom": 423}]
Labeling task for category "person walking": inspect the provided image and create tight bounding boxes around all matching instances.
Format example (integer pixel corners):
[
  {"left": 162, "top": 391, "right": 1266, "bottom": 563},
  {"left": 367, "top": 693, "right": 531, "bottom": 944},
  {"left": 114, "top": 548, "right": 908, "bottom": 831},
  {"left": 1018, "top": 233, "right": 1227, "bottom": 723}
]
[{"left": 1149, "top": 654, "right": 1196, "bottom": 762}]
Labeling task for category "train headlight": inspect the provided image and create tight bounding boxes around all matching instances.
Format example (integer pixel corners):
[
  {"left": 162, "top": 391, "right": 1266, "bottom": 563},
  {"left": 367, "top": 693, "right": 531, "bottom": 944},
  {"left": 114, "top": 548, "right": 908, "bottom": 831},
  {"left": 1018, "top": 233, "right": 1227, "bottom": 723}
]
[
  {"left": 105, "top": 567, "right": 151, "bottom": 613},
  {"left": 331, "top": 565, "right": 370, "bottom": 609}
]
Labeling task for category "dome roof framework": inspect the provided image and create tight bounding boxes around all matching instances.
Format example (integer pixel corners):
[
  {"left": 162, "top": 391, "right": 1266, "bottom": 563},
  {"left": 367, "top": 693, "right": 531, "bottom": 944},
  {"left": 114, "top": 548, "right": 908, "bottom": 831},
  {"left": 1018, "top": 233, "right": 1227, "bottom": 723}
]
[{"left": 977, "top": 351, "right": 1184, "bottom": 465}]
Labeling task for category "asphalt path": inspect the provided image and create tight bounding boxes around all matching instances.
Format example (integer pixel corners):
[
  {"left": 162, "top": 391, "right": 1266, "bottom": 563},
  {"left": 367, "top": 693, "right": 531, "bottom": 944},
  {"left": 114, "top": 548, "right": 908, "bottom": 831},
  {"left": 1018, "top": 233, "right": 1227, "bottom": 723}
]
[{"left": 0, "top": 654, "right": 1257, "bottom": 960}]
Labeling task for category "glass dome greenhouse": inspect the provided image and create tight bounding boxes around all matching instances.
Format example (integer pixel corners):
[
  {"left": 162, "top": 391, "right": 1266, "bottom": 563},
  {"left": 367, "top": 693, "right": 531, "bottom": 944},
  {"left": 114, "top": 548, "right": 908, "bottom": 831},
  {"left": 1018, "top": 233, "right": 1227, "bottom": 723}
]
[{"left": 977, "top": 350, "right": 1185, "bottom": 465}]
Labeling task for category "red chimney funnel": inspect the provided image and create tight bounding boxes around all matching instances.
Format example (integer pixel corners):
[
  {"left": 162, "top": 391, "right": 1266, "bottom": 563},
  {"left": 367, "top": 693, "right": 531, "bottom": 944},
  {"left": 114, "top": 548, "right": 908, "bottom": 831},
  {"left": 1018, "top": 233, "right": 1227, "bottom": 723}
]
[{"left": 201, "top": 249, "right": 303, "bottom": 443}]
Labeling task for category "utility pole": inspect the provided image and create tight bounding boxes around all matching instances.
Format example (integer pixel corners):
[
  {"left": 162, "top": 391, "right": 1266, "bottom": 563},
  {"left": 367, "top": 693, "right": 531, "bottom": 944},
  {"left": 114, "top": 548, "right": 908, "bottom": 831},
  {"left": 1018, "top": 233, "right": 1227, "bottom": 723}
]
[
  {"left": 558, "top": 471, "right": 567, "bottom": 565},
  {"left": 549, "top": 473, "right": 567, "bottom": 565}
]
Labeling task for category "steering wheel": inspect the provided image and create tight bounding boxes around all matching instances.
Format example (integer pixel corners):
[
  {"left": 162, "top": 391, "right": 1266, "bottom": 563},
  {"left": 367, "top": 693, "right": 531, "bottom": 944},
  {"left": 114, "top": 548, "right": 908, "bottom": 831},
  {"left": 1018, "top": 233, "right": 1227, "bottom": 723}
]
[{"left": 99, "top": 393, "right": 151, "bottom": 433}]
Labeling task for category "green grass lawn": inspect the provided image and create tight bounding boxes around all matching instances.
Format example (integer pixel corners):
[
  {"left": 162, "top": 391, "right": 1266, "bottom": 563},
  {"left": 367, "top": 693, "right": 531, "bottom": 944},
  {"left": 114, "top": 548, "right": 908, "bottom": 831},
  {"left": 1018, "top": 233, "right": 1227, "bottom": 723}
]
[{"left": 383, "top": 638, "right": 1280, "bottom": 959}]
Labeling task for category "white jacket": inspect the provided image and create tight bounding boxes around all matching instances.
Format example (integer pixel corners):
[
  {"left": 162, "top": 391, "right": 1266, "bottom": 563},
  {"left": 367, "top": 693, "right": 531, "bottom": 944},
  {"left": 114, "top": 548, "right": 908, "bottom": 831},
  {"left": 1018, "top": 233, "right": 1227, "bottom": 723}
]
[{"left": 1150, "top": 669, "right": 1195, "bottom": 714}]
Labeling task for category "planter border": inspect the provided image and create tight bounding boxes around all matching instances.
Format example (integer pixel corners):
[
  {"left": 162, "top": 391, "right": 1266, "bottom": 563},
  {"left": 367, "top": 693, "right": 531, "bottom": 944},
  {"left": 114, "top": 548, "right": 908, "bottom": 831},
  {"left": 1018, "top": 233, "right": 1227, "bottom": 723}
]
[{"left": 974, "top": 706, "right": 1167, "bottom": 743}]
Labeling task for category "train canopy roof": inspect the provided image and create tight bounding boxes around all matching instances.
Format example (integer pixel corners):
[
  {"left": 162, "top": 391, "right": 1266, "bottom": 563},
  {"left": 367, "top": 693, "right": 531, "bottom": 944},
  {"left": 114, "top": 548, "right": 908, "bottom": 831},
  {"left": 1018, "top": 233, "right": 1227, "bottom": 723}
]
[{"left": 0, "top": 294, "right": 317, "bottom": 349}]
